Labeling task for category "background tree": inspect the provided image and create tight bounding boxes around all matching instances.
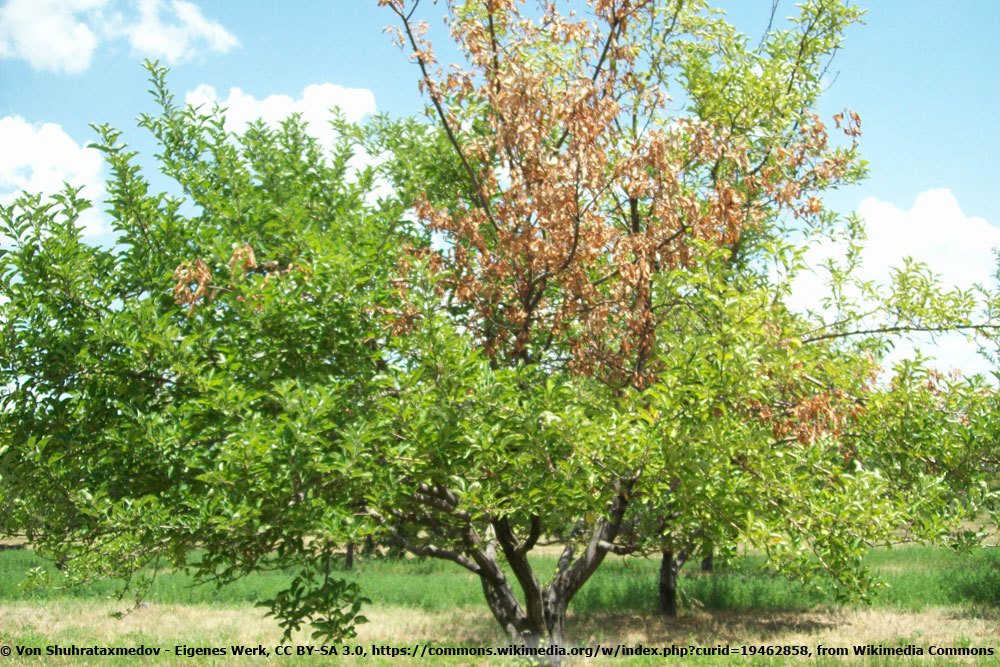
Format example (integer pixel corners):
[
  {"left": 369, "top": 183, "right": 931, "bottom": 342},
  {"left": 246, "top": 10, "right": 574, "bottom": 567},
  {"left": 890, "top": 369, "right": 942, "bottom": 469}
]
[{"left": 634, "top": 247, "right": 999, "bottom": 616}]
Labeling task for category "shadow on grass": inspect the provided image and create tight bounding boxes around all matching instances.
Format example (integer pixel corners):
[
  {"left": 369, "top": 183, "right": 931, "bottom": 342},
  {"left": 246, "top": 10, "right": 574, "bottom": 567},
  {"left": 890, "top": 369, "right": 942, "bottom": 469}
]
[
  {"left": 567, "top": 608, "right": 837, "bottom": 644},
  {"left": 571, "top": 561, "right": 824, "bottom": 616},
  {"left": 945, "top": 549, "right": 1000, "bottom": 606}
]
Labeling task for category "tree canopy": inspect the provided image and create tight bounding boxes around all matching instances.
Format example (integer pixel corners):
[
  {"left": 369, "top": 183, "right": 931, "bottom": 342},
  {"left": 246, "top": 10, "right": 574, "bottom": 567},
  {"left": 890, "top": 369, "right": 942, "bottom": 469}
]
[
  {"left": 0, "top": 63, "right": 410, "bottom": 639},
  {"left": 1, "top": 0, "right": 997, "bottom": 649},
  {"left": 363, "top": 0, "right": 998, "bottom": 646}
]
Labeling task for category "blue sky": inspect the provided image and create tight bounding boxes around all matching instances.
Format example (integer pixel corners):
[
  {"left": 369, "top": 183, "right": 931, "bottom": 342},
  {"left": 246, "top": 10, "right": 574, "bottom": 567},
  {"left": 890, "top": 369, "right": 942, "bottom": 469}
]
[{"left": 1, "top": 0, "right": 998, "bottom": 373}]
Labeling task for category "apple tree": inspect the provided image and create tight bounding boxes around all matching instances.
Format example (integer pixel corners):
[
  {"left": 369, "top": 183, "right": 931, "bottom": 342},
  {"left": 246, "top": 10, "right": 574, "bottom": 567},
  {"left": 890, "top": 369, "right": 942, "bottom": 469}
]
[
  {"left": 0, "top": 63, "right": 410, "bottom": 641},
  {"left": 367, "top": 0, "right": 999, "bottom": 645}
]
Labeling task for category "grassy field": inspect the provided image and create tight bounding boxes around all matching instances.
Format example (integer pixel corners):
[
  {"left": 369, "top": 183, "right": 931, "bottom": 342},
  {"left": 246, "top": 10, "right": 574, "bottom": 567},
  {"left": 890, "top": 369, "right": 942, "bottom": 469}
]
[{"left": 0, "top": 546, "right": 997, "bottom": 664}]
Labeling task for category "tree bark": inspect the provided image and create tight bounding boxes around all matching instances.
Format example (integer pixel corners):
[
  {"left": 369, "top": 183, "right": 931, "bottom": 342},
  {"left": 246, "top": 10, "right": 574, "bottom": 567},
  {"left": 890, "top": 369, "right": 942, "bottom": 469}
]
[
  {"left": 380, "top": 479, "right": 634, "bottom": 664},
  {"left": 658, "top": 549, "right": 687, "bottom": 616},
  {"left": 479, "top": 576, "right": 569, "bottom": 663},
  {"left": 476, "top": 483, "right": 634, "bottom": 663}
]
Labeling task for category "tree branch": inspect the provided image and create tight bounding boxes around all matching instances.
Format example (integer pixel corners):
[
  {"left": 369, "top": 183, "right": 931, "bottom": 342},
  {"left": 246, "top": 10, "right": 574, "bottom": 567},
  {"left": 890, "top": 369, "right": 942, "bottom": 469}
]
[
  {"left": 493, "top": 516, "right": 544, "bottom": 632},
  {"left": 598, "top": 540, "right": 636, "bottom": 555},
  {"left": 802, "top": 323, "right": 1000, "bottom": 344},
  {"left": 515, "top": 515, "right": 541, "bottom": 557},
  {"left": 389, "top": 3, "right": 500, "bottom": 233}
]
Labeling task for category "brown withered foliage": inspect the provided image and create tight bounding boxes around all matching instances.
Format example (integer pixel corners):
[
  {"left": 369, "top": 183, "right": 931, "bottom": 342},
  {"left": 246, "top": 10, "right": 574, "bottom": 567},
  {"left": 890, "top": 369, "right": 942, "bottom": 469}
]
[
  {"left": 387, "top": 244, "right": 446, "bottom": 335},
  {"left": 228, "top": 242, "right": 257, "bottom": 276},
  {"left": 173, "top": 243, "right": 314, "bottom": 315},
  {"left": 747, "top": 378, "right": 869, "bottom": 463},
  {"left": 172, "top": 258, "right": 213, "bottom": 312},
  {"left": 387, "top": 0, "right": 861, "bottom": 388},
  {"left": 743, "top": 325, "right": 871, "bottom": 453}
]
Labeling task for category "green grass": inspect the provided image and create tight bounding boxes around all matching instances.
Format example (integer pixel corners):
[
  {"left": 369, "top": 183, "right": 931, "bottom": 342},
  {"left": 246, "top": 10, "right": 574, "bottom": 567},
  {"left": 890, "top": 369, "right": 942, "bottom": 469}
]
[
  {"left": 864, "top": 545, "right": 1000, "bottom": 608},
  {"left": 1, "top": 544, "right": 997, "bottom": 614},
  {"left": 0, "top": 546, "right": 997, "bottom": 666}
]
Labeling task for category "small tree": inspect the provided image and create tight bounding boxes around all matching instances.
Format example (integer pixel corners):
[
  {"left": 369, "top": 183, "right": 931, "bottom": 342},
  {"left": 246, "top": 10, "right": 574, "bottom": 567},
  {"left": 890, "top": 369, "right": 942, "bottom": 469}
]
[
  {"left": 636, "top": 251, "right": 1000, "bottom": 615},
  {"left": 0, "top": 63, "right": 408, "bottom": 640}
]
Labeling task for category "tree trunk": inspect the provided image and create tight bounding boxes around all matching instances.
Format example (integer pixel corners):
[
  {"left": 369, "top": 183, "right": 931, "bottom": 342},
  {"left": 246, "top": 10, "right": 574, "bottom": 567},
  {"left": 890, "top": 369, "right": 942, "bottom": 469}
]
[
  {"left": 480, "top": 576, "right": 529, "bottom": 643},
  {"left": 481, "top": 579, "right": 568, "bottom": 665},
  {"left": 345, "top": 542, "right": 355, "bottom": 570},
  {"left": 478, "top": 483, "right": 634, "bottom": 663},
  {"left": 658, "top": 549, "right": 687, "bottom": 616},
  {"left": 701, "top": 552, "right": 713, "bottom": 573},
  {"left": 540, "top": 584, "right": 568, "bottom": 647},
  {"left": 391, "top": 480, "right": 634, "bottom": 665},
  {"left": 362, "top": 535, "right": 376, "bottom": 557},
  {"left": 478, "top": 565, "right": 568, "bottom": 652}
]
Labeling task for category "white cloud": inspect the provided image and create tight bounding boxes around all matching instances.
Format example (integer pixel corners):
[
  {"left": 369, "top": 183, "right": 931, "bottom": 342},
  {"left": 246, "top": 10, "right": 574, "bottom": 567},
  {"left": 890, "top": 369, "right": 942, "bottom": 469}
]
[
  {"left": 855, "top": 190, "right": 1000, "bottom": 292},
  {"left": 184, "top": 83, "right": 377, "bottom": 148},
  {"left": 0, "top": 0, "right": 108, "bottom": 74},
  {"left": 0, "top": 0, "right": 237, "bottom": 73},
  {"left": 123, "top": 0, "right": 238, "bottom": 64},
  {"left": 0, "top": 116, "right": 109, "bottom": 239},
  {"left": 791, "top": 188, "right": 1000, "bottom": 376}
]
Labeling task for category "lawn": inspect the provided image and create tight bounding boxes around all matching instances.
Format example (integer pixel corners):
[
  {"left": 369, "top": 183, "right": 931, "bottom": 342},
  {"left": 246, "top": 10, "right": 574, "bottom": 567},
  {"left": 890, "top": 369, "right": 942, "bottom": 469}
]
[{"left": 0, "top": 545, "right": 997, "bottom": 664}]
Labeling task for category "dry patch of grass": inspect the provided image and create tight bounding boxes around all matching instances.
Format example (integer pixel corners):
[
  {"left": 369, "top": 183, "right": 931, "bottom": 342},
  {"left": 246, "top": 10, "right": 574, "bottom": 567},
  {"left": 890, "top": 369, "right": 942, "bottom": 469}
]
[
  {"left": 569, "top": 606, "right": 999, "bottom": 650},
  {"left": 0, "top": 601, "right": 281, "bottom": 647},
  {"left": 357, "top": 607, "right": 503, "bottom": 646},
  {"left": 0, "top": 601, "right": 508, "bottom": 664},
  {"left": 0, "top": 601, "right": 500, "bottom": 647},
  {"left": 1, "top": 601, "right": 997, "bottom": 665}
]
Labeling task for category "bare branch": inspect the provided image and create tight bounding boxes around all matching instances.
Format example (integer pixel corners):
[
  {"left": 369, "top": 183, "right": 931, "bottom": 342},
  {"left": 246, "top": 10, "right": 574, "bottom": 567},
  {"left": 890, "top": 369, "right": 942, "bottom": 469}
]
[
  {"left": 413, "top": 491, "right": 472, "bottom": 521},
  {"left": 389, "top": 2, "right": 501, "bottom": 232},
  {"left": 802, "top": 323, "right": 1000, "bottom": 344},
  {"left": 597, "top": 540, "right": 636, "bottom": 555},
  {"left": 515, "top": 515, "right": 541, "bottom": 557}
]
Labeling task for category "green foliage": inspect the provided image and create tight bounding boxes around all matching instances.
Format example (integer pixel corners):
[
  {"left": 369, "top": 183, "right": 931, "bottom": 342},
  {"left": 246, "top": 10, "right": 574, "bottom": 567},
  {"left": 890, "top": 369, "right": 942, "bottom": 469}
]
[
  {"left": 0, "top": 62, "right": 411, "bottom": 642},
  {"left": 2, "top": 0, "right": 998, "bottom": 649},
  {"left": 368, "top": 0, "right": 998, "bottom": 642},
  {"left": 362, "top": 267, "right": 626, "bottom": 551}
]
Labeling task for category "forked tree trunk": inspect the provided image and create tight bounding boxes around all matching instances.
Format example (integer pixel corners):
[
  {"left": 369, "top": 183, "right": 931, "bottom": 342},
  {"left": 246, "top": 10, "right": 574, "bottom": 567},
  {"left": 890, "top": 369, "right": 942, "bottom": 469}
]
[
  {"left": 381, "top": 481, "right": 634, "bottom": 665},
  {"left": 658, "top": 549, "right": 687, "bottom": 616},
  {"left": 476, "top": 486, "right": 634, "bottom": 664},
  {"left": 477, "top": 564, "right": 573, "bottom": 663}
]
